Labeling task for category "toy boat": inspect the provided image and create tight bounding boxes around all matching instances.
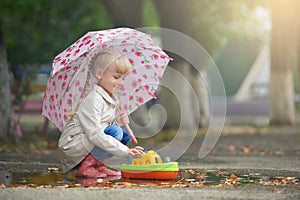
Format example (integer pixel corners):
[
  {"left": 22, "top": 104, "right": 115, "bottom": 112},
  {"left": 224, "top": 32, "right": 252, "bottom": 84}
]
[{"left": 120, "top": 150, "right": 179, "bottom": 180}]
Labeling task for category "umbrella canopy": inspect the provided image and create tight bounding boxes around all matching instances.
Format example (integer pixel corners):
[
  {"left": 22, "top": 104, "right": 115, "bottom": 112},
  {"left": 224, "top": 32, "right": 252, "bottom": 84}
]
[{"left": 42, "top": 28, "right": 171, "bottom": 133}]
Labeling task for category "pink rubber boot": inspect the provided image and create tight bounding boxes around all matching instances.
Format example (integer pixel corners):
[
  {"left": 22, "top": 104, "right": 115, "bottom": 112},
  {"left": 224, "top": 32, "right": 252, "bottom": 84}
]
[
  {"left": 77, "top": 154, "right": 107, "bottom": 178},
  {"left": 96, "top": 158, "right": 121, "bottom": 176}
]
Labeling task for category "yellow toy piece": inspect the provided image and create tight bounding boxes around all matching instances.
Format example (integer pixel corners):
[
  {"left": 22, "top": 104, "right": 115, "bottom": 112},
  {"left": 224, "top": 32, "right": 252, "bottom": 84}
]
[
  {"left": 121, "top": 150, "right": 179, "bottom": 180},
  {"left": 131, "top": 150, "right": 162, "bottom": 166}
]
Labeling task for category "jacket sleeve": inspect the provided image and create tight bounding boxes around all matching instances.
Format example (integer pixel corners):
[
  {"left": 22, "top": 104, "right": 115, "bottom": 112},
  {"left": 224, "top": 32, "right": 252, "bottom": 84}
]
[{"left": 76, "top": 91, "right": 129, "bottom": 157}]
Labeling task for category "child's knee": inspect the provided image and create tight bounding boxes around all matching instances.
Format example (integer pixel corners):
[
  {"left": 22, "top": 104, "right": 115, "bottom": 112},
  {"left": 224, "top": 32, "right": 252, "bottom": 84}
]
[
  {"left": 104, "top": 125, "right": 123, "bottom": 141},
  {"left": 121, "top": 127, "right": 132, "bottom": 145},
  {"left": 121, "top": 133, "right": 131, "bottom": 145}
]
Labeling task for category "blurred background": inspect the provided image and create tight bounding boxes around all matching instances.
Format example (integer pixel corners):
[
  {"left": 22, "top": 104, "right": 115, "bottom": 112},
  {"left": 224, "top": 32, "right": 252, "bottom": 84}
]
[{"left": 0, "top": 0, "right": 299, "bottom": 150}]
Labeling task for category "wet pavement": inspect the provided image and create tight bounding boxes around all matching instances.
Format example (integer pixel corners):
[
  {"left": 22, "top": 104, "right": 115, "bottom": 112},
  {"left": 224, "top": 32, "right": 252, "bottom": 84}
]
[{"left": 0, "top": 125, "right": 300, "bottom": 199}]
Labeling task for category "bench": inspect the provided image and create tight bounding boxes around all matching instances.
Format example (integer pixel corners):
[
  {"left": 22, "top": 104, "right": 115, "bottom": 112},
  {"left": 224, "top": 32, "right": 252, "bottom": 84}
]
[{"left": 11, "top": 66, "right": 51, "bottom": 137}]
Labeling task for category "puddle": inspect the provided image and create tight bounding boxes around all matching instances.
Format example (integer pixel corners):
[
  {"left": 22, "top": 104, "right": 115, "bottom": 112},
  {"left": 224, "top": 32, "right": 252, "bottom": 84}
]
[
  {"left": 0, "top": 169, "right": 298, "bottom": 188},
  {"left": 0, "top": 170, "right": 76, "bottom": 187}
]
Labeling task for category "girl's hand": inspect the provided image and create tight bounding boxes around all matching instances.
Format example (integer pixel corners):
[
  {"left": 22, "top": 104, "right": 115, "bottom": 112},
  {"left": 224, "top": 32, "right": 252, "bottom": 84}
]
[
  {"left": 127, "top": 146, "right": 145, "bottom": 156},
  {"left": 117, "top": 112, "right": 129, "bottom": 126}
]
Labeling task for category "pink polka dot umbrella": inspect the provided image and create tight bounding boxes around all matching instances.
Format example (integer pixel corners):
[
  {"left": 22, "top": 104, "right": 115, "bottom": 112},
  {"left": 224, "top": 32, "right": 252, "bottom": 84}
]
[{"left": 42, "top": 27, "right": 171, "bottom": 143}]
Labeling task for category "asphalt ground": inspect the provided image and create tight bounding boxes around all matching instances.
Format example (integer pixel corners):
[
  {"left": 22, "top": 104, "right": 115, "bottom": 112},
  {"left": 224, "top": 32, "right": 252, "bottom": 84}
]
[{"left": 0, "top": 125, "right": 299, "bottom": 200}]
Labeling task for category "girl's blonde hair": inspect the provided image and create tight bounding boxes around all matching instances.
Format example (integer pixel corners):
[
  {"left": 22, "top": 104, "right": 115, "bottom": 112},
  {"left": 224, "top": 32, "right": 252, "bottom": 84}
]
[{"left": 88, "top": 48, "right": 132, "bottom": 76}]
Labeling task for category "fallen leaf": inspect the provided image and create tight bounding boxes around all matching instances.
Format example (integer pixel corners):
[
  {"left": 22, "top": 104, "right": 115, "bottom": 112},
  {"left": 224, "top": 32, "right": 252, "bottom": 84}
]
[
  {"left": 241, "top": 145, "right": 252, "bottom": 154},
  {"left": 185, "top": 179, "right": 196, "bottom": 182},
  {"left": 97, "top": 178, "right": 104, "bottom": 183},
  {"left": 228, "top": 145, "right": 236, "bottom": 152},
  {"left": 230, "top": 174, "right": 238, "bottom": 180},
  {"left": 47, "top": 167, "right": 59, "bottom": 172}
]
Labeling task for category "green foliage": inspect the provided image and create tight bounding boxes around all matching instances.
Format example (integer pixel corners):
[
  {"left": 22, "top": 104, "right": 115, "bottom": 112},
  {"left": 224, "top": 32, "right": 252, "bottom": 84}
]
[
  {"left": 0, "top": 0, "right": 113, "bottom": 68},
  {"left": 142, "top": 0, "right": 160, "bottom": 27},
  {"left": 0, "top": 0, "right": 270, "bottom": 68},
  {"left": 191, "top": 0, "right": 269, "bottom": 54}
]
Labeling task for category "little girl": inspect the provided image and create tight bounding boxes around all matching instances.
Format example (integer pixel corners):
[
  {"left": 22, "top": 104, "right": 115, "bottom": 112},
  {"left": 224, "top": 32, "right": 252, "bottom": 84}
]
[{"left": 58, "top": 48, "right": 144, "bottom": 178}]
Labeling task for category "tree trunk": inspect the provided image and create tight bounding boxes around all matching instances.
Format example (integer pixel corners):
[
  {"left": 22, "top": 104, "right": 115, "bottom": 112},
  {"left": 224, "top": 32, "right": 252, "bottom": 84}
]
[
  {"left": 190, "top": 67, "right": 210, "bottom": 127},
  {"left": 270, "top": 0, "right": 299, "bottom": 124},
  {"left": 159, "top": 60, "right": 196, "bottom": 129},
  {"left": 0, "top": 24, "right": 12, "bottom": 139},
  {"left": 102, "top": 0, "right": 211, "bottom": 128},
  {"left": 298, "top": 38, "right": 300, "bottom": 106},
  {"left": 101, "top": 0, "right": 154, "bottom": 130},
  {"left": 153, "top": 0, "right": 210, "bottom": 128},
  {"left": 297, "top": 9, "right": 300, "bottom": 109},
  {"left": 101, "top": 0, "right": 143, "bottom": 28}
]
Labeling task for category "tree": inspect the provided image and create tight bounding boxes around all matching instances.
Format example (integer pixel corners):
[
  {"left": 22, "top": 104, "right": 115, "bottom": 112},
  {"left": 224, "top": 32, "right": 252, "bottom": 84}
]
[
  {"left": 151, "top": 0, "right": 208, "bottom": 128},
  {"left": 101, "top": 0, "right": 275, "bottom": 129},
  {"left": 2, "top": 0, "right": 111, "bottom": 68},
  {"left": 101, "top": 0, "right": 167, "bottom": 132},
  {"left": 102, "top": 0, "right": 144, "bottom": 28},
  {"left": 269, "top": 0, "right": 299, "bottom": 124},
  {"left": 0, "top": 21, "right": 12, "bottom": 139},
  {"left": 152, "top": 0, "right": 263, "bottom": 128},
  {"left": 102, "top": 0, "right": 211, "bottom": 129},
  {"left": 0, "top": 0, "right": 112, "bottom": 139}
]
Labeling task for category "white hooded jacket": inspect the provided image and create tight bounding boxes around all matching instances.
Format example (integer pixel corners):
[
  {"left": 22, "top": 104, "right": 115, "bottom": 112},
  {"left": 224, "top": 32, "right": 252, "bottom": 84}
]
[{"left": 58, "top": 85, "right": 129, "bottom": 172}]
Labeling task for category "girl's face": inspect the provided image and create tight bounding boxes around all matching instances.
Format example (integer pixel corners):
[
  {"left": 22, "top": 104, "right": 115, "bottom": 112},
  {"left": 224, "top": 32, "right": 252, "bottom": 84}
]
[{"left": 98, "top": 63, "right": 126, "bottom": 96}]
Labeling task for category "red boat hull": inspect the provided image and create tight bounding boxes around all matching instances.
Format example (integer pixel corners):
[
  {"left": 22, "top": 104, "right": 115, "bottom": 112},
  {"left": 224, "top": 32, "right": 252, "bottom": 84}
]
[{"left": 121, "top": 170, "right": 179, "bottom": 180}]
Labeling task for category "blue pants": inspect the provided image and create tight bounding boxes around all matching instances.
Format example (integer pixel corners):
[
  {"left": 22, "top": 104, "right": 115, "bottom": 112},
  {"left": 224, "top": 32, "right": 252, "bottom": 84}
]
[{"left": 90, "top": 125, "right": 131, "bottom": 160}]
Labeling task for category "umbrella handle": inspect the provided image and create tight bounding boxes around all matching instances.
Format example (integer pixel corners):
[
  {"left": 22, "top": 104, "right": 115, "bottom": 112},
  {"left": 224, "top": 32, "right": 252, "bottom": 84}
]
[{"left": 125, "top": 124, "right": 138, "bottom": 144}]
